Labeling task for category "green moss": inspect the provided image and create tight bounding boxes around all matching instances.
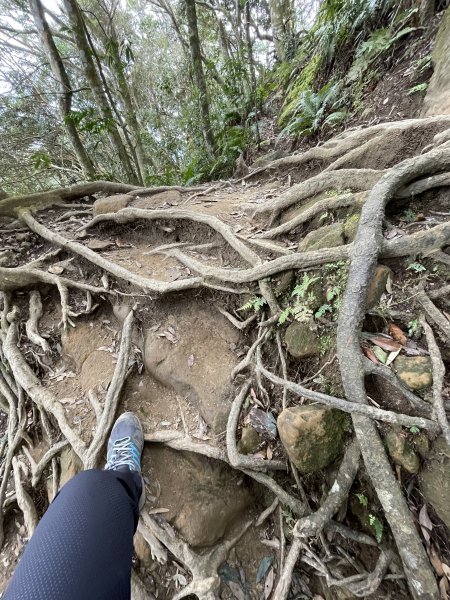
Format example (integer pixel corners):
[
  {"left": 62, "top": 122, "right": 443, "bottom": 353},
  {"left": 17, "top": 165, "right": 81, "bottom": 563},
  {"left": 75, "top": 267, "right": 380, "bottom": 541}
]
[{"left": 279, "top": 55, "right": 321, "bottom": 125}]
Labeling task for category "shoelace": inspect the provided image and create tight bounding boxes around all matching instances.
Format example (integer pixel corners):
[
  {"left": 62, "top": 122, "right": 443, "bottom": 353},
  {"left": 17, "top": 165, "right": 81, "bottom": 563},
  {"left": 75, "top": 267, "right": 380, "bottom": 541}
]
[{"left": 105, "top": 436, "right": 141, "bottom": 471}]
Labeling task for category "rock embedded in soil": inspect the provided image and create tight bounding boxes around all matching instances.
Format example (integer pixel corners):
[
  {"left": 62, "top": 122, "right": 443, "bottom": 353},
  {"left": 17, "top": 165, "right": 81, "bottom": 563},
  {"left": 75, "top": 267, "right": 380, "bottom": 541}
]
[
  {"left": 143, "top": 305, "right": 239, "bottom": 433},
  {"left": 80, "top": 350, "right": 116, "bottom": 392},
  {"left": 145, "top": 447, "right": 252, "bottom": 547},
  {"left": 238, "top": 426, "right": 261, "bottom": 455},
  {"left": 384, "top": 426, "right": 420, "bottom": 474},
  {"left": 298, "top": 222, "right": 344, "bottom": 252},
  {"left": 61, "top": 321, "right": 113, "bottom": 371},
  {"left": 366, "top": 264, "right": 392, "bottom": 309},
  {"left": 251, "top": 149, "right": 289, "bottom": 169},
  {"left": 132, "top": 190, "right": 182, "bottom": 209},
  {"left": 93, "top": 194, "right": 131, "bottom": 216},
  {"left": 277, "top": 405, "right": 347, "bottom": 473},
  {"left": 343, "top": 213, "right": 360, "bottom": 242},
  {"left": 284, "top": 321, "right": 320, "bottom": 359},
  {"left": 419, "top": 437, "right": 450, "bottom": 530},
  {"left": 422, "top": 6, "right": 450, "bottom": 117},
  {"left": 393, "top": 355, "right": 432, "bottom": 391}
]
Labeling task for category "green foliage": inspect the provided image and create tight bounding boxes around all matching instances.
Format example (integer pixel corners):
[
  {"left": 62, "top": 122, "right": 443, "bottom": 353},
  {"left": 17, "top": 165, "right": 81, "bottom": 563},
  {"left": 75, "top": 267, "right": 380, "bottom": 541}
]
[
  {"left": 279, "top": 55, "right": 321, "bottom": 124},
  {"left": 291, "top": 273, "right": 319, "bottom": 299},
  {"left": 409, "top": 426, "right": 420, "bottom": 434},
  {"left": 65, "top": 109, "right": 114, "bottom": 135},
  {"left": 368, "top": 513, "right": 384, "bottom": 543},
  {"left": 407, "top": 262, "right": 427, "bottom": 274},
  {"left": 31, "top": 151, "right": 51, "bottom": 170},
  {"left": 408, "top": 319, "right": 421, "bottom": 338},
  {"left": 280, "top": 82, "right": 347, "bottom": 139},
  {"left": 407, "top": 83, "right": 428, "bottom": 95},
  {"left": 356, "top": 492, "right": 368, "bottom": 508},
  {"left": 315, "top": 304, "right": 332, "bottom": 319},
  {"left": 239, "top": 295, "right": 267, "bottom": 313},
  {"left": 403, "top": 208, "right": 417, "bottom": 223}
]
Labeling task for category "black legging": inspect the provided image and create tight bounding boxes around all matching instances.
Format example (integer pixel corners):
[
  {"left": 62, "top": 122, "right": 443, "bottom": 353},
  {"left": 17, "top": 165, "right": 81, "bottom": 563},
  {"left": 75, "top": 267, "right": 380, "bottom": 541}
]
[{"left": 3, "top": 469, "right": 141, "bottom": 600}]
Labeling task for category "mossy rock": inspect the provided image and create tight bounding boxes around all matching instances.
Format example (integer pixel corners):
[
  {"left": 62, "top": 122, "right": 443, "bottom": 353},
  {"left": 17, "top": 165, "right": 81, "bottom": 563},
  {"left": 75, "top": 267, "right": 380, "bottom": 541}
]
[
  {"left": 384, "top": 427, "right": 420, "bottom": 474},
  {"left": 343, "top": 213, "right": 360, "bottom": 242},
  {"left": 298, "top": 223, "right": 344, "bottom": 252},
  {"left": 393, "top": 356, "right": 432, "bottom": 391},
  {"left": 419, "top": 437, "right": 450, "bottom": 530},
  {"left": 277, "top": 406, "right": 348, "bottom": 473},
  {"left": 238, "top": 426, "right": 261, "bottom": 455},
  {"left": 284, "top": 321, "right": 320, "bottom": 359}
]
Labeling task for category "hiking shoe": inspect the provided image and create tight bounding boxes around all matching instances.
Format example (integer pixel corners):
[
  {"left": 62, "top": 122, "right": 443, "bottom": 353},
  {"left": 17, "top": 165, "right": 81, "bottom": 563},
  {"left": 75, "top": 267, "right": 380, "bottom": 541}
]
[{"left": 105, "top": 412, "right": 146, "bottom": 510}]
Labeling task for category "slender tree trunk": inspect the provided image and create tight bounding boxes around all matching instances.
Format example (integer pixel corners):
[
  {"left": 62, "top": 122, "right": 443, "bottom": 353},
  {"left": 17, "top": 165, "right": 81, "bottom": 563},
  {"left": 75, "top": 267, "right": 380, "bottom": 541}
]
[
  {"left": 218, "top": 18, "right": 231, "bottom": 62},
  {"left": 244, "top": 0, "right": 260, "bottom": 145},
  {"left": 29, "top": 0, "right": 96, "bottom": 179},
  {"left": 62, "top": 0, "right": 138, "bottom": 183},
  {"left": 268, "top": 0, "right": 294, "bottom": 60},
  {"left": 106, "top": 23, "right": 156, "bottom": 183},
  {"left": 184, "top": 0, "right": 216, "bottom": 157}
]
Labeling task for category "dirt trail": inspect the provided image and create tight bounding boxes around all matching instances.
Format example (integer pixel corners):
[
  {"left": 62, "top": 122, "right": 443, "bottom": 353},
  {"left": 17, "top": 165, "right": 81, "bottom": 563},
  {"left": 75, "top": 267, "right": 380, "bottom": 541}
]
[{"left": 1, "top": 112, "right": 450, "bottom": 600}]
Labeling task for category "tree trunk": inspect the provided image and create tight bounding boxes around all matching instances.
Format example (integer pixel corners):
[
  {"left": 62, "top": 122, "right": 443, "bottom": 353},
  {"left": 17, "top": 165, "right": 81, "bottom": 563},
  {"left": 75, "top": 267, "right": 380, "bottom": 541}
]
[
  {"left": 268, "top": 0, "right": 293, "bottom": 61},
  {"left": 62, "top": 0, "right": 139, "bottom": 183},
  {"left": 184, "top": 0, "right": 216, "bottom": 157},
  {"left": 29, "top": 0, "right": 96, "bottom": 179}
]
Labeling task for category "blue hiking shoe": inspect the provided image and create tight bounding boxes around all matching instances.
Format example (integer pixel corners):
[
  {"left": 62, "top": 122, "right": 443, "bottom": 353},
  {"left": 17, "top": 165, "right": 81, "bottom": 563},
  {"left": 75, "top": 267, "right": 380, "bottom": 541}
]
[{"left": 105, "top": 412, "right": 145, "bottom": 510}]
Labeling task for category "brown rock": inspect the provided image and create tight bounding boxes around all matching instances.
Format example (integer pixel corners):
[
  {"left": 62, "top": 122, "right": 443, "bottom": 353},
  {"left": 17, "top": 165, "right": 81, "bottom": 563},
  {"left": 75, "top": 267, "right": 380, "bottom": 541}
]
[
  {"left": 61, "top": 322, "right": 112, "bottom": 371},
  {"left": 394, "top": 356, "right": 432, "bottom": 391},
  {"left": 80, "top": 350, "right": 115, "bottom": 392},
  {"left": 277, "top": 405, "right": 347, "bottom": 473},
  {"left": 146, "top": 447, "right": 252, "bottom": 547},
  {"left": 366, "top": 265, "right": 392, "bottom": 309},
  {"left": 284, "top": 321, "right": 320, "bottom": 359},
  {"left": 132, "top": 190, "right": 182, "bottom": 209},
  {"left": 87, "top": 239, "right": 114, "bottom": 251},
  {"left": 419, "top": 437, "right": 450, "bottom": 530},
  {"left": 238, "top": 426, "right": 261, "bottom": 455},
  {"left": 93, "top": 194, "right": 130, "bottom": 216},
  {"left": 143, "top": 305, "right": 239, "bottom": 432}
]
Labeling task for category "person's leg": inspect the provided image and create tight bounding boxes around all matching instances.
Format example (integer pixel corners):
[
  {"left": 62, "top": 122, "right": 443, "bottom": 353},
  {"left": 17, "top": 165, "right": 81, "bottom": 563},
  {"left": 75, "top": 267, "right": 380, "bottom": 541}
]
[{"left": 3, "top": 412, "right": 145, "bottom": 600}]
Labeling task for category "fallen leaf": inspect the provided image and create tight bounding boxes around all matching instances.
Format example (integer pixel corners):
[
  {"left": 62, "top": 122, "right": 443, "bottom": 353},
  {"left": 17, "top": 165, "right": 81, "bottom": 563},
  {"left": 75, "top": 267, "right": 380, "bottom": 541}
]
[
  {"left": 362, "top": 345, "right": 379, "bottom": 364},
  {"left": 388, "top": 323, "right": 407, "bottom": 346},
  {"left": 419, "top": 504, "right": 433, "bottom": 545},
  {"left": 439, "top": 575, "right": 449, "bottom": 600},
  {"left": 266, "top": 446, "right": 273, "bottom": 460},
  {"left": 158, "top": 330, "right": 177, "bottom": 343},
  {"left": 386, "top": 273, "right": 393, "bottom": 294},
  {"left": 87, "top": 239, "right": 113, "bottom": 251},
  {"left": 256, "top": 556, "right": 274, "bottom": 584},
  {"left": 372, "top": 346, "right": 388, "bottom": 364},
  {"left": 264, "top": 567, "right": 274, "bottom": 599},
  {"left": 246, "top": 406, "right": 277, "bottom": 439},
  {"left": 443, "top": 311, "right": 450, "bottom": 323},
  {"left": 227, "top": 581, "right": 246, "bottom": 600},
  {"left": 148, "top": 507, "right": 170, "bottom": 515},
  {"left": 369, "top": 335, "right": 401, "bottom": 352},
  {"left": 192, "top": 415, "right": 209, "bottom": 440},
  {"left": 386, "top": 347, "right": 401, "bottom": 366},
  {"left": 187, "top": 354, "right": 195, "bottom": 368},
  {"left": 442, "top": 562, "right": 450, "bottom": 579},
  {"left": 429, "top": 545, "right": 444, "bottom": 576}
]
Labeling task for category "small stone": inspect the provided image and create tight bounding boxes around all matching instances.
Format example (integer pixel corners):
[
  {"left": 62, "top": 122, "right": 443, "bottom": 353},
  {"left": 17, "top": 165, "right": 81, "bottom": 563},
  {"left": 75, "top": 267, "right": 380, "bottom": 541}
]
[
  {"left": 20, "top": 241, "right": 32, "bottom": 250},
  {"left": 384, "top": 427, "right": 420, "bottom": 474},
  {"left": 277, "top": 406, "right": 347, "bottom": 473},
  {"left": 413, "top": 433, "right": 430, "bottom": 457},
  {"left": 113, "top": 303, "right": 133, "bottom": 324},
  {"left": 238, "top": 426, "right": 261, "bottom": 455},
  {"left": 15, "top": 232, "right": 30, "bottom": 242},
  {"left": 343, "top": 213, "right": 360, "bottom": 242},
  {"left": 284, "top": 321, "right": 320, "bottom": 359},
  {"left": 419, "top": 437, "right": 450, "bottom": 530},
  {"left": 298, "top": 223, "right": 344, "bottom": 252},
  {"left": 394, "top": 356, "right": 432, "bottom": 391},
  {"left": 93, "top": 194, "right": 130, "bottom": 216},
  {"left": 366, "top": 265, "right": 392, "bottom": 309}
]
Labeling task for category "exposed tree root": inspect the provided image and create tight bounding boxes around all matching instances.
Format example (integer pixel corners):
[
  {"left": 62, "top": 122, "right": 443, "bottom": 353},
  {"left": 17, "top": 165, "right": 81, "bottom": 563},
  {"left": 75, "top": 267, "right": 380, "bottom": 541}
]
[
  {"left": 336, "top": 141, "right": 450, "bottom": 600},
  {"left": 1, "top": 118, "right": 449, "bottom": 599},
  {"left": 420, "top": 317, "right": 450, "bottom": 448}
]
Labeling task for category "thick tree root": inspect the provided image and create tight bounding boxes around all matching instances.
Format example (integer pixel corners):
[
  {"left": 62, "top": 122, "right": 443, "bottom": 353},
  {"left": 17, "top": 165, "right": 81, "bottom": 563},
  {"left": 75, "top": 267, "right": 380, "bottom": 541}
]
[{"left": 336, "top": 141, "right": 450, "bottom": 600}]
